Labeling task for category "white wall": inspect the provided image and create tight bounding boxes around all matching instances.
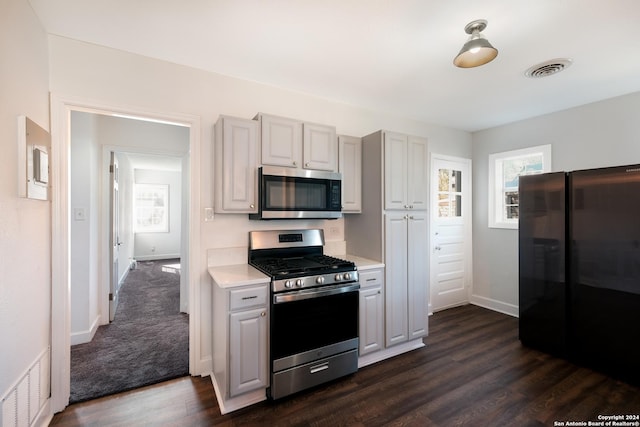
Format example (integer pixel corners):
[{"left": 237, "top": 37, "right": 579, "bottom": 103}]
[
  {"left": 48, "top": 35, "right": 472, "bottom": 373},
  {"left": 472, "top": 92, "right": 640, "bottom": 316},
  {"left": 0, "top": 0, "right": 51, "bottom": 406},
  {"left": 133, "top": 169, "right": 182, "bottom": 260}
]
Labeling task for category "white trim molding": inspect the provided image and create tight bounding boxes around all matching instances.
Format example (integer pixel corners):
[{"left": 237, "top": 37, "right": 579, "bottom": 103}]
[
  {"left": 488, "top": 144, "right": 551, "bottom": 229},
  {"left": 470, "top": 294, "right": 518, "bottom": 317},
  {"left": 49, "top": 93, "right": 201, "bottom": 413}
]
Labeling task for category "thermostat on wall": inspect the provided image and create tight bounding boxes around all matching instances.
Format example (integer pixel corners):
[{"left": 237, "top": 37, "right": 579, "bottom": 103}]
[
  {"left": 33, "top": 147, "right": 49, "bottom": 184},
  {"left": 17, "top": 115, "right": 51, "bottom": 200}
]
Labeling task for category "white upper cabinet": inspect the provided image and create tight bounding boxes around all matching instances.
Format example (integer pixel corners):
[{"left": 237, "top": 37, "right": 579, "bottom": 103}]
[
  {"left": 384, "top": 132, "right": 428, "bottom": 210},
  {"left": 303, "top": 122, "right": 337, "bottom": 171},
  {"left": 338, "top": 135, "right": 362, "bottom": 213},
  {"left": 407, "top": 136, "right": 429, "bottom": 210},
  {"left": 258, "top": 113, "right": 302, "bottom": 168},
  {"left": 256, "top": 113, "right": 337, "bottom": 171},
  {"left": 384, "top": 132, "right": 408, "bottom": 210},
  {"left": 214, "top": 115, "right": 259, "bottom": 213}
]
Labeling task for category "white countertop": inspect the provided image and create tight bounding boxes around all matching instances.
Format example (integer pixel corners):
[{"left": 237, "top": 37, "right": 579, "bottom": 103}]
[
  {"left": 342, "top": 254, "right": 385, "bottom": 271},
  {"left": 208, "top": 264, "right": 269, "bottom": 289},
  {"left": 208, "top": 254, "right": 383, "bottom": 289}
]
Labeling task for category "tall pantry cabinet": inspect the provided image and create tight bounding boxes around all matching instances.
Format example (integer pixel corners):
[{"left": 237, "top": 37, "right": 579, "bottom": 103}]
[{"left": 345, "top": 130, "right": 429, "bottom": 352}]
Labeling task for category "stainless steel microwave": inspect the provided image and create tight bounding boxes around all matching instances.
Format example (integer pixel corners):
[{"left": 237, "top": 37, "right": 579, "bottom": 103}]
[{"left": 249, "top": 166, "right": 342, "bottom": 220}]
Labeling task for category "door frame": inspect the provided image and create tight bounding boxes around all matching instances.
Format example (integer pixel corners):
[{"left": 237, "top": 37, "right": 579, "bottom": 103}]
[
  {"left": 109, "top": 151, "right": 120, "bottom": 322},
  {"left": 429, "top": 153, "right": 473, "bottom": 313},
  {"left": 50, "top": 94, "right": 201, "bottom": 412}
]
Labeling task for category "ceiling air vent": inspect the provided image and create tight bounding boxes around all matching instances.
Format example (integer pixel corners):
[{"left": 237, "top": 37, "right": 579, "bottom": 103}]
[{"left": 525, "top": 58, "right": 573, "bottom": 78}]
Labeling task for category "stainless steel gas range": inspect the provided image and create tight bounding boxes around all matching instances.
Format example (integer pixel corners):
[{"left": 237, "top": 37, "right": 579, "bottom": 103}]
[{"left": 248, "top": 229, "right": 360, "bottom": 400}]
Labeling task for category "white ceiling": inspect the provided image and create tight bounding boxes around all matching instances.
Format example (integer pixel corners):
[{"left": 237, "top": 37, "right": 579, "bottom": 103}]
[
  {"left": 124, "top": 152, "right": 182, "bottom": 172},
  {"left": 28, "top": 0, "right": 640, "bottom": 132}
]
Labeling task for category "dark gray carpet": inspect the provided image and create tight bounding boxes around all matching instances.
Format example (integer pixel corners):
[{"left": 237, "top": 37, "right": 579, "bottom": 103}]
[{"left": 70, "top": 259, "right": 189, "bottom": 403}]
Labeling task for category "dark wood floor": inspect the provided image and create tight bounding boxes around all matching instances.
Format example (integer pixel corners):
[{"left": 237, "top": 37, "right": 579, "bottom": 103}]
[{"left": 51, "top": 305, "right": 640, "bottom": 426}]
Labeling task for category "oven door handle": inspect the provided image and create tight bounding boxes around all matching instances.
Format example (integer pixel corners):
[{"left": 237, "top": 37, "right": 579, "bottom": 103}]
[{"left": 273, "top": 283, "right": 360, "bottom": 304}]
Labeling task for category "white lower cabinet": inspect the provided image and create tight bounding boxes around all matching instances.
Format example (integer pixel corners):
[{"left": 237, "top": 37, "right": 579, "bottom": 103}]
[
  {"left": 385, "top": 212, "right": 428, "bottom": 347},
  {"left": 229, "top": 307, "right": 268, "bottom": 397},
  {"left": 212, "top": 281, "right": 269, "bottom": 413},
  {"left": 358, "top": 268, "right": 384, "bottom": 356}
]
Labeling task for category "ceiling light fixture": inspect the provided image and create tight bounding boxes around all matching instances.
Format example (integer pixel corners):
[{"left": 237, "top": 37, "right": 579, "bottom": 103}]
[{"left": 453, "top": 19, "right": 498, "bottom": 68}]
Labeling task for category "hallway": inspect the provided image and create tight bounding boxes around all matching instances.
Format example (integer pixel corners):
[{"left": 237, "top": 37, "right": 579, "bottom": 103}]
[{"left": 70, "top": 259, "right": 188, "bottom": 403}]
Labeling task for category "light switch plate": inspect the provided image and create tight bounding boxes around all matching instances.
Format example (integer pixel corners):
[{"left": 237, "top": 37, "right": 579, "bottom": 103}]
[{"left": 204, "top": 207, "right": 214, "bottom": 222}]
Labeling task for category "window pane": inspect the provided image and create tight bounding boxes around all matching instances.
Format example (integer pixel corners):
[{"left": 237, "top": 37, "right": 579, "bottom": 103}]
[
  {"left": 505, "top": 205, "right": 519, "bottom": 219},
  {"left": 134, "top": 184, "right": 168, "bottom": 232},
  {"left": 438, "top": 193, "right": 450, "bottom": 217},
  {"left": 505, "top": 191, "right": 518, "bottom": 206},
  {"left": 438, "top": 169, "right": 450, "bottom": 191},
  {"left": 489, "top": 144, "right": 551, "bottom": 228},
  {"left": 452, "top": 170, "right": 461, "bottom": 192}
]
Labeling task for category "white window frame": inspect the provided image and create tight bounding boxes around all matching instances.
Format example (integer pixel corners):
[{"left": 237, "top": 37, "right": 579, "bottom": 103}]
[
  {"left": 488, "top": 144, "right": 551, "bottom": 229},
  {"left": 134, "top": 183, "right": 169, "bottom": 233}
]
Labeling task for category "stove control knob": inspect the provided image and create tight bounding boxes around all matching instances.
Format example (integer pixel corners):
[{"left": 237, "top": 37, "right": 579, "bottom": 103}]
[
  {"left": 316, "top": 276, "right": 325, "bottom": 285},
  {"left": 344, "top": 273, "right": 352, "bottom": 281},
  {"left": 284, "top": 280, "right": 293, "bottom": 288},
  {"left": 296, "top": 279, "right": 304, "bottom": 287},
  {"left": 335, "top": 274, "right": 343, "bottom": 281}
]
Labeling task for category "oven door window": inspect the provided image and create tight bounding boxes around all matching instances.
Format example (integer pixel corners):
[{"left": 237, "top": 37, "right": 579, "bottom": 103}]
[
  {"left": 264, "top": 176, "right": 329, "bottom": 211},
  {"left": 271, "top": 289, "right": 358, "bottom": 360}
]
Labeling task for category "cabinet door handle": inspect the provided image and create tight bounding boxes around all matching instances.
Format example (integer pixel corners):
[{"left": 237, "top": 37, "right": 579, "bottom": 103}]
[
  {"left": 250, "top": 204, "right": 255, "bottom": 209},
  {"left": 261, "top": 311, "right": 266, "bottom": 317},
  {"left": 293, "top": 161, "right": 297, "bottom": 166},
  {"left": 305, "top": 162, "right": 310, "bottom": 167}
]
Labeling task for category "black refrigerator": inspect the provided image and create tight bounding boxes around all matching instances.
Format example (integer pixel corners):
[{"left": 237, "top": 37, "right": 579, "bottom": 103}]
[{"left": 519, "top": 165, "right": 640, "bottom": 386}]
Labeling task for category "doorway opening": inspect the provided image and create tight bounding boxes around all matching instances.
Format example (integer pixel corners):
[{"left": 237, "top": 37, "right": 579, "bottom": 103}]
[
  {"left": 68, "top": 111, "right": 190, "bottom": 402},
  {"left": 50, "top": 96, "right": 202, "bottom": 412}
]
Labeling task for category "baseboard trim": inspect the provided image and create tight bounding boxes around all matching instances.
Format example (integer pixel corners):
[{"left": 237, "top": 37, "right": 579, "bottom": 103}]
[
  {"left": 134, "top": 254, "right": 181, "bottom": 262},
  {"left": 358, "top": 339, "right": 425, "bottom": 369},
  {"left": 70, "top": 315, "right": 100, "bottom": 345},
  {"left": 198, "top": 356, "right": 212, "bottom": 377},
  {"left": 209, "top": 373, "right": 266, "bottom": 415},
  {"left": 470, "top": 295, "right": 518, "bottom": 317},
  {"left": 34, "top": 398, "right": 52, "bottom": 427}
]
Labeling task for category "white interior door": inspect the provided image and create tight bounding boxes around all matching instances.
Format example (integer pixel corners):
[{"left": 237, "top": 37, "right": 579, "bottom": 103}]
[
  {"left": 109, "top": 151, "right": 120, "bottom": 321},
  {"left": 430, "top": 155, "right": 472, "bottom": 312}
]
